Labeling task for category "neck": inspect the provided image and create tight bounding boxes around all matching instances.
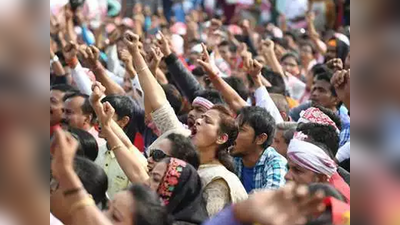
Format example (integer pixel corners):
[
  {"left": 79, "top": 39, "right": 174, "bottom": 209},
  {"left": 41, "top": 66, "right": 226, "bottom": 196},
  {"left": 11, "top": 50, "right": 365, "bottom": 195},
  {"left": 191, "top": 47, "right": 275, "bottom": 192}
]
[
  {"left": 198, "top": 146, "right": 219, "bottom": 165},
  {"left": 82, "top": 125, "right": 92, "bottom": 132},
  {"left": 242, "top": 146, "right": 264, "bottom": 168}
]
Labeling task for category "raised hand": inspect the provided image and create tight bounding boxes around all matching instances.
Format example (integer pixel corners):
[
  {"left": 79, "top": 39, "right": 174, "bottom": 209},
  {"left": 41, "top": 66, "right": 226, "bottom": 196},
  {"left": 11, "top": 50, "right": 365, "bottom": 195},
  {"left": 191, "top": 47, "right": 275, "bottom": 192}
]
[
  {"left": 197, "top": 43, "right": 218, "bottom": 79},
  {"left": 261, "top": 39, "right": 275, "bottom": 56},
  {"left": 156, "top": 31, "right": 172, "bottom": 56},
  {"left": 147, "top": 46, "right": 164, "bottom": 74},
  {"left": 51, "top": 128, "right": 80, "bottom": 178},
  {"left": 123, "top": 30, "right": 141, "bottom": 54},
  {"left": 84, "top": 45, "right": 100, "bottom": 68},
  {"left": 234, "top": 182, "right": 326, "bottom": 225},
  {"left": 98, "top": 102, "right": 116, "bottom": 129},
  {"left": 90, "top": 81, "right": 106, "bottom": 105},
  {"left": 119, "top": 48, "right": 135, "bottom": 72},
  {"left": 247, "top": 59, "right": 263, "bottom": 78},
  {"left": 326, "top": 58, "right": 344, "bottom": 72},
  {"left": 331, "top": 69, "right": 350, "bottom": 109}
]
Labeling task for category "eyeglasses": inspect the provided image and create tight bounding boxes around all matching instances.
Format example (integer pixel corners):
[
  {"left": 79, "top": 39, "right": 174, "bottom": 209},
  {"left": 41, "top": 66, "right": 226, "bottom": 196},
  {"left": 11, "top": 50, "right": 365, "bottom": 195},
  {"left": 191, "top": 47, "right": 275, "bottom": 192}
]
[{"left": 149, "top": 149, "right": 169, "bottom": 162}]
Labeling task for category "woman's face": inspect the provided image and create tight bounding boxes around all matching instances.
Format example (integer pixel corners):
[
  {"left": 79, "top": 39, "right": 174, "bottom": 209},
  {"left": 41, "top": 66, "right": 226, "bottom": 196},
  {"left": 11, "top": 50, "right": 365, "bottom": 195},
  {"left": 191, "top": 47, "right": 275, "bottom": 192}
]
[
  {"left": 147, "top": 139, "right": 172, "bottom": 172},
  {"left": 300, "top": 45, "right": 314, "bottom": 63},
  {"left": 148, "top": 161, "right": 168, "bottom": 191},
  {"left": 104, "top": 191, "right": 135, "bottom": 225},
  {"left": 281, "top": 56, "right": 300, "bottom": 76},
  {"left": 191, "top": 109, "right": 222, "bottom": 149}
]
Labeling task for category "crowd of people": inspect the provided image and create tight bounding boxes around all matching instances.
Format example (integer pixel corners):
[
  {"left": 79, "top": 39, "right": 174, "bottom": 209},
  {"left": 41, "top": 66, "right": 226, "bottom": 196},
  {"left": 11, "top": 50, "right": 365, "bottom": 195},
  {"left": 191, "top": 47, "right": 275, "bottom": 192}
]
[{"left": 50, "top": 0, "right": 350, "bottom": 224}]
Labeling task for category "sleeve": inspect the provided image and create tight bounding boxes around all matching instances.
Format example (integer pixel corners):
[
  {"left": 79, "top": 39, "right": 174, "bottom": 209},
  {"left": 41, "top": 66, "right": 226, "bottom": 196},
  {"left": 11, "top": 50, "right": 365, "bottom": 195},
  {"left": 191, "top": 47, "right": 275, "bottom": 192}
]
[
  {"left": 106, "top": 44, "right": 126, "bottom": 78},
  {"left": 81, "top": 24, "right": 96, "bottom": 46},
  {"left": 150, "top": 103, "right": 184, "bottom": 135},
  {"left": 263, "top": 158, "right": 287, "bottom": 190},
  {"left": 203, "top": 179, "right": 231, "bottom": 217},
  {"left": 254, "top": 86, "right": 284, "bottom": 124},
  {"left": 336, "top": 142, "right": 350, "bottom": 163},
  {"left": 164, "top": 53, "right": 203, "bottom": 103},
  {"left": 70, "top": 62, "right": 93, "bottom": 95},
  {"left": 203, "top": 206, "right": 244, "bottom": 225},
  {"left": 290, "top": 77, "right": 306, "bottom": 101}
]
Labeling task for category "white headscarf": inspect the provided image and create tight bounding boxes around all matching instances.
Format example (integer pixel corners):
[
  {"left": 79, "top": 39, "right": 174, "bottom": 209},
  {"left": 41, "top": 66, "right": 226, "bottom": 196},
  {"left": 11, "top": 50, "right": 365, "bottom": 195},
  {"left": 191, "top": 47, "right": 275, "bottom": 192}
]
[{"left": 287, "top": 133, "right": 337, "bottom": 177}]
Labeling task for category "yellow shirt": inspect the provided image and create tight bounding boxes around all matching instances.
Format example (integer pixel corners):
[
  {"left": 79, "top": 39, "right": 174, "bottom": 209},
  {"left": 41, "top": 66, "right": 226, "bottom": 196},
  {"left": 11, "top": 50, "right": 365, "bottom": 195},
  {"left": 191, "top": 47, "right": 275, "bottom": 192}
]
[{"left": 95, "top": 145, "right": 132, "bottom": 199}]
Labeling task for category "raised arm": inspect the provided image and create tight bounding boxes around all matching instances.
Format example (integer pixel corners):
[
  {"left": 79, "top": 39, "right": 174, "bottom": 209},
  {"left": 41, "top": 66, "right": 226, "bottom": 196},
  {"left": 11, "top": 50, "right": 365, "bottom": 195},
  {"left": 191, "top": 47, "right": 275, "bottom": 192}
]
[
  {"left": 90, "top": 83, "right": 149, "bottom": 183},
  {"left": 124, "top": 31, "right": 168, "bottom": 112},
  {"left": 198, "top": 43, "right": 247, "bottom": 112},
  {"left": 51, "top": 129, "right": 112, "bottom": 225},
  {"left": 262, "top": 40, "right": 286, "bottom": 77},
  {"left": 83, "top": 45, "right": 125, "bottom": 95},
  {"left": 307, "top": 12, "right": 327, "bottom": 55},
  {"left": 157, "top": 31, "right": 203, "bottom": 102}
]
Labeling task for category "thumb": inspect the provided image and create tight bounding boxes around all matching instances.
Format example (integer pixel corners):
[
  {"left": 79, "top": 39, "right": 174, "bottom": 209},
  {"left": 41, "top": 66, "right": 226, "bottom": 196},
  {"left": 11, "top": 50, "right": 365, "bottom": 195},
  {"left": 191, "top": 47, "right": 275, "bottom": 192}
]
[{"left": 253, "top": 59, "right": 262, "bottom": 69}]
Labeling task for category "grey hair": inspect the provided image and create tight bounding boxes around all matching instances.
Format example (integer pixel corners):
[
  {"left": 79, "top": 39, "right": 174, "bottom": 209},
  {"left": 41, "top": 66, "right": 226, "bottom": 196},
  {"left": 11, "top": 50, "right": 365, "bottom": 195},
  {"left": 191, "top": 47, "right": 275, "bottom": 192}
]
[{"left": 276, "top": 122, "right": 298, "bottom": 144}]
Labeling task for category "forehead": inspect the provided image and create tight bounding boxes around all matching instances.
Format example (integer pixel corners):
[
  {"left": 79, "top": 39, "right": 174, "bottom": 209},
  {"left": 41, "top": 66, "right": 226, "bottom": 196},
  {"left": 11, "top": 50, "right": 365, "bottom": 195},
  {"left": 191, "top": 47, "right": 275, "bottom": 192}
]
[
  {"left": 112, "top": 191, "right": 135, "bottom": 210},
  {"left": 50, "top": 90, "right": 65, "bottom": 100},
  {"left": 313, "top": 79, "right": 332, "bottom": 90},
  {"left": 64, "top": 96, "right": 85, "bottom": 108},
  {"left": 282, "top": 56, "right": 298, "bottom": 64},
  {"left": 152, "top": 139, "right": 172, "bottom": 153},
  {"left": 205, "top": 109, "right": 222, "bottom": 121}
]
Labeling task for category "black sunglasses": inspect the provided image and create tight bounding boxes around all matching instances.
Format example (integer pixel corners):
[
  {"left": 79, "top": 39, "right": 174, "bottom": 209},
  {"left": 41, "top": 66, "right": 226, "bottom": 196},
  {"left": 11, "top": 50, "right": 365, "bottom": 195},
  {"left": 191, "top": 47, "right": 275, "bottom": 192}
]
[{"left": 149, "top": 149, "right": 169, "bottom": 162}]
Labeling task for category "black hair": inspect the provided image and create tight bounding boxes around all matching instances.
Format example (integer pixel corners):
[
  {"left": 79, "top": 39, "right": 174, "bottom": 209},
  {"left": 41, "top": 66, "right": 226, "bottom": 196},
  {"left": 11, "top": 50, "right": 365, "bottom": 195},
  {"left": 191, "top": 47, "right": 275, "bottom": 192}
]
[
  {"left": 271, "top": 37, "right": 289, "bottom": 50},
  {"left": 314, "top": 72, "right": 337, "bottom": 97},
  {"left": 313, "top": 106, "right": 342, "bottom": 131},
  {"left": 161, "top": 84, "right": 183, "bottom": 115},
  {"left": 300, "top": 40, "right": 317, "bottom": 55},
  {"left": 281, "top": 52, "right": 301, "bottom": 65},
  {"left": 50, "top": 84, "right": 79, "bottom": 93},
  {"left": 73, "top": 156, "right": 108, "bottom": 205},
  {"left": 284, "top": 31, "right": 298, "bottom": 43},
  {"left": 297, "top": 123, "right": 339, "bottom": 157},
  {"left": 63, "top": 93, "right": 97, "bottom": 124},
  {"left": 194, "top": 89, "right": 225, "bottom": 105},
  {"left": 211, "top": 105, "right": 237, "bottom": 173},
  {"left": 218, "top": 40, "right": 230, "bottom": 48},
  {"left": 101, "top": 95, "right": 134, "bottom": 121},
  {"left": 69, "top": 128, "right": 99, "bottom": 161},
  {"left": 238, "top": 106, "right": 276, "bottom": 148},
  {"left": 192, "top": 66, "right": 206, "bottom": 78},
  {"left": 223, "top": 76, "right": 249, "bottom": 101},
  {"left": 261, "top": 68, "right": 286, "bottom": 95},
  {"left": 129, "top": 184, "right": 173, "bottom": 225},
  {"left": 311, "top": 64, "right": 331, "bottom": 77},
  {"left": 166, "top": 133, "right": 200, "bottom": 170}
]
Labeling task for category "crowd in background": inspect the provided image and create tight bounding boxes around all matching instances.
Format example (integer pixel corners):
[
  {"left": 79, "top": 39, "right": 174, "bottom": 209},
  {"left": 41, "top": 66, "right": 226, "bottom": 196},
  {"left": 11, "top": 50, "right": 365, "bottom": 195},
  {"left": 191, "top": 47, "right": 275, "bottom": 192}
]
[{"left": 49, "top": 0, "right": 350, "bottom": 224}]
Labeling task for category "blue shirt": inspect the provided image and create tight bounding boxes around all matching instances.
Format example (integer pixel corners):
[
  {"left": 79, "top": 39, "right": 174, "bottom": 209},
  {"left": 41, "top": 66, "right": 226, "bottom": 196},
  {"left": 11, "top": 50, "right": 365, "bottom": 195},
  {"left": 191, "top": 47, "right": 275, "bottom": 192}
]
[
  {"left": 234, "top": 147, "right": 287, "bottom": 192},
  {"left": 241, "top": 166, "right": 255, "bottom": 193},
  {"left": 338, "top": 105, "right": 350, "bottom": 147}
]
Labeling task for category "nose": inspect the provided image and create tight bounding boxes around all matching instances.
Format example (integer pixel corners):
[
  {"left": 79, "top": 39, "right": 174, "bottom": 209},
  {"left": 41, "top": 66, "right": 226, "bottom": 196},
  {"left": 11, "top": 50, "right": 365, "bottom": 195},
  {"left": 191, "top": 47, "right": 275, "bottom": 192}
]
[
  {"left": 195, "top": 118, "right": 201, "bottom": 126},
  {"left": 285, "top": 170, "right": 293, "bottom": 181}
]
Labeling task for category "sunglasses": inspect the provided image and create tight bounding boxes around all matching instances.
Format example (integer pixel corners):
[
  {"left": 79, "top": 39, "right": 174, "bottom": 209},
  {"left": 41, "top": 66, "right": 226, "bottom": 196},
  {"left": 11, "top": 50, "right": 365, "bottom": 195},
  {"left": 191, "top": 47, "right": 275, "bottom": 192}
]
[{"left": 149, "top": 149, "right": 169, "bottom": 162}]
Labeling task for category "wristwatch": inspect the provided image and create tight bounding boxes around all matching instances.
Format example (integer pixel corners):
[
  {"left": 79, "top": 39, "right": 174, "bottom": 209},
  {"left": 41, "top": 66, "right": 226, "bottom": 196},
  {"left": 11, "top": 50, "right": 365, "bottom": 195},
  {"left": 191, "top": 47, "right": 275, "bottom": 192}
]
[{"left": 50, "top": 55, "right": 59, "bottom": 66}]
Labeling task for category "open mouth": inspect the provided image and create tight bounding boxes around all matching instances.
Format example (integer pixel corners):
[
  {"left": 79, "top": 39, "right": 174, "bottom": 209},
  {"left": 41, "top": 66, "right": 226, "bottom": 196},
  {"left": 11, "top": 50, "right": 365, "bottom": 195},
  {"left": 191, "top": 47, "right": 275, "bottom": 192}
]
[
  {"left": 190, "top": 125, "right": 198, "bottom": 138},
  {"left": 187, "top": 117, "right": 195, "bottom": 128}
]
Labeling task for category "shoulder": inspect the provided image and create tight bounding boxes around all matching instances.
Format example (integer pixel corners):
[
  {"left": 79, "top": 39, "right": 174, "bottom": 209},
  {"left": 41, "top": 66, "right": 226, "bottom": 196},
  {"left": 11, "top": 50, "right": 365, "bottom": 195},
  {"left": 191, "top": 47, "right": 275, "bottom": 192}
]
[{"left": 261, "top": 147, "right": 288, "bottom": 169}]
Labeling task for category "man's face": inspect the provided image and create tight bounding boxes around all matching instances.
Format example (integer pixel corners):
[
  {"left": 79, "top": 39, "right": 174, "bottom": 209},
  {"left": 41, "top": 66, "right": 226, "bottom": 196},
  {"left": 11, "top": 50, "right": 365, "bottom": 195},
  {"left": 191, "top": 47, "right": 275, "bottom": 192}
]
[
  {"left": 271, "top": 129, "right": 288, "bottom": 158},
  {"left": 285, "top": 159, "right": 323, "bottom": 184},
  {"left": 187, "top": 103, "right": 208, "bottom": 128},
  {"left": 63, "top": 96, "right": 89, "bottom": 130},
  {"left": 325, "top": 45, "right": 337, "bottom": 62},
  {"left": 50, "top": 90, "right": 65, "bottom": 126},
  {"left": 310, "top": 79, "right": 338, "bottom": 109},
  {"left": 218, "top": 45, "right": 232, "bottom": 63},
  {"left": 231, "top": 121, "right": 257, "bottom": 157}
]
